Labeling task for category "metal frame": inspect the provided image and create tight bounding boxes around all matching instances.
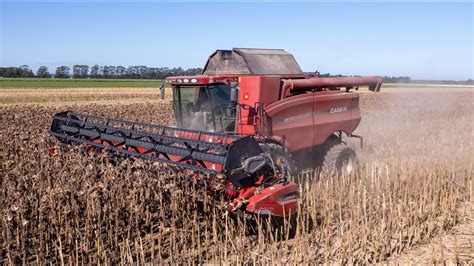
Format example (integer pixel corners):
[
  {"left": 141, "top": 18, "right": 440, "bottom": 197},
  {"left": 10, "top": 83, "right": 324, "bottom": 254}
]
[{"left": 49, "top": 111, "right": 261, "bottom": 176}]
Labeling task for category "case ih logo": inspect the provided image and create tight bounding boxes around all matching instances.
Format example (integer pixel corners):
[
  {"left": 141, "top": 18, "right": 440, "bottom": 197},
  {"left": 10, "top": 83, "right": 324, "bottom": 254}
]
[
  {"left": 329, "top": 106, "right": 348, "bottom": 114},
  {"left": 273, "top": 107, "right": 350, "bottom": 125}
]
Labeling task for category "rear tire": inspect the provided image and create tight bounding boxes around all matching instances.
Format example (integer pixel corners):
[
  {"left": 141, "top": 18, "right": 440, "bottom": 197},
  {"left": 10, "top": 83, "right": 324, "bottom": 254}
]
[{"left": 321, "top": 142, "right": 357, "bottom": 175}]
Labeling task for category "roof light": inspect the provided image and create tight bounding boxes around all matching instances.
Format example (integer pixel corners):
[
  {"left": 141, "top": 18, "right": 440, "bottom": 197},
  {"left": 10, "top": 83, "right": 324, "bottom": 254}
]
[
  {"left": 183, "top": 79, "right": 189, "bottom": 83},
  {"left": 191, "top": 78, "right": 197, "bottom": 83},
  {"left": 177, "top": 79, "right": 183, "bottom": 83}
]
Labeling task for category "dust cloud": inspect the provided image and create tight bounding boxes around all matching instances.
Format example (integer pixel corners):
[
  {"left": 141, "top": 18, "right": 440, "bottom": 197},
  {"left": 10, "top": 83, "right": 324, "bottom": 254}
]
[{"left": 355, "top": 85, "right": 473, "bottom": 173}]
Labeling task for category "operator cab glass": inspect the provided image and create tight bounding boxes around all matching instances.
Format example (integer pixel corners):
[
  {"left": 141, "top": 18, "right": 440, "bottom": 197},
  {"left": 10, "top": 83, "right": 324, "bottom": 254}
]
[{"left": 172, "top": 83, "right": 236, "bottom": 132}]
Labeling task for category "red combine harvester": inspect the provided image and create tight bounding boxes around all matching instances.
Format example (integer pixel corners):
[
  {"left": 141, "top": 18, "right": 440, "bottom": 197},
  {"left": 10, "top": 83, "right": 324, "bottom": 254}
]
[{"left": 50, "top": 48, "right": 382, "bottom": 218}]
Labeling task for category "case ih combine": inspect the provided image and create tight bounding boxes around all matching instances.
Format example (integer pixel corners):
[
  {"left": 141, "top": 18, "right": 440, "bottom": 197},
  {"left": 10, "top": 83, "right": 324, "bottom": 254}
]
[{"left": 50, "top": 48, "right": 382, "bottom": 218}]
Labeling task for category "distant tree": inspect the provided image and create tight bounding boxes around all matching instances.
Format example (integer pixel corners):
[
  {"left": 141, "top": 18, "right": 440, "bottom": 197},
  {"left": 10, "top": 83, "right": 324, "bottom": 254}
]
[
  {"left": 72, "top": 65, "right": 89, "bottom": 78},
  {"left": 1, "top": 64, "right": 204, "bottom": 79},
  {"left": 185, "top": 67, "right": 203, "bottom": 76},
  {"left": 139, "top": 66, "right": 149, "bottom": 78},
  {"left": 101, "top": 66, "right": 108, "bottom": 78},
  {"left": 108, "top": 66, "right": 116, "bottom": 77},
  {"left": 0, "top": 67, "right": 21, "bottom": 77},
  {"left": 172, "top": 67, "right": 185, "bottom": 76},
  {"left": 36, "top": 66, "right": 51, "bottom": 78},
  {"left": 90, "top": 64, "right": 100, "bottom": 78},
  {"left": 116, "top": 66, "right": 126, "bottom": 78},
  {"left": 126, "top": 66, "right": 136, "bottom": 78},
  {"left": 399, "top": 76, "right": 411, "bottom": 83},
  {"left": 99, "top": 66, "right": 106, "bottom": 78},
  {"left": 147, "top": 67, "right": 159, "bottom": 79},
  {"left": 72, "top": 65, "right": 80, "bottom": 78},
  {"left": 383, "top": 76, "right": 411, "bottom": 83},
  {"left": 19, "top": 65, "right": 34, "bottom": 77},
  {"left": 55, "top": 66, "right": 71, "bottom": 78},
  {"left": 83, "top": 65, "right": 90, "bottom": 78},
  {"left": 102, "top": 66, "right": 116, "bottom": 78},
  {"left": 163, "top": 68, "right": 170, "bottom": 77}
]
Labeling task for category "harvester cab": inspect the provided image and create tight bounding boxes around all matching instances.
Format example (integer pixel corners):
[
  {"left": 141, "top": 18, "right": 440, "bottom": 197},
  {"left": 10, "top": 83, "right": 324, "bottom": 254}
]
[
  {"left": 49, "top": 48, "right": 382, "bottom": 219},
  {"left": 169, "top": 76, "right": 238, "bottom": 133}
]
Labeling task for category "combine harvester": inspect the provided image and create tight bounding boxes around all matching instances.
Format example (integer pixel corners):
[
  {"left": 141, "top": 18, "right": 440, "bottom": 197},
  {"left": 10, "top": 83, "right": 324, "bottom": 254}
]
[{"left": 50, "top": 48, "right": 382, "bottom": 218}]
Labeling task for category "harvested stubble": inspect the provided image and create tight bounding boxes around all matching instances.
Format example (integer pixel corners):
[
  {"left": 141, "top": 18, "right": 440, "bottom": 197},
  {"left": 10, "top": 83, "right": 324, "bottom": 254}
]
[
  {"left": 1, "top": 89, "right": 473, "bottom": 264},
  {"left": 0, "top": 87, "right": 170, "bottom": 105}
]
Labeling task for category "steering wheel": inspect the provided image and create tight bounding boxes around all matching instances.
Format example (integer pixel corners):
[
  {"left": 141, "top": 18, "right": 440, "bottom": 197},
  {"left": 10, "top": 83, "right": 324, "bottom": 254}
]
[{"left": 185, "top": 102, "right": 195, "bottom": 113}]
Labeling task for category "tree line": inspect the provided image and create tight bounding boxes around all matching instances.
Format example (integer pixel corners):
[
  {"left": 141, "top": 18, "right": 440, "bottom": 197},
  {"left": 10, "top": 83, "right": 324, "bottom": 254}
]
[
  {"left": 1, "top": 65, "right": 472, "bottom": 85},
  {"left": 0, "top": 65, "right": 203, "bottom": 79},
  {"left": 382, "top": 76, "right": 473, "bottom": 85},
  {"left": 382, "top": 76, "right": 411, "bottom": 83}
]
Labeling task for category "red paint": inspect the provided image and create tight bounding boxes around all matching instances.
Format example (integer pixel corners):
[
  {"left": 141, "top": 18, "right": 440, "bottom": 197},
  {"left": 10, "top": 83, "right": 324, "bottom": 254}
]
[{"left": 246, "top": 182, "right": 299, "bottom": 217}]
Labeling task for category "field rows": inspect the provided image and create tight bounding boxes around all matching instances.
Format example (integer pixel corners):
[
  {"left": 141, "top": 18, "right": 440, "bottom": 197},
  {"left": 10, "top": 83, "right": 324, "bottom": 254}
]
[{"left": 0, "top": 88, "right": 172, "bottom": 105}]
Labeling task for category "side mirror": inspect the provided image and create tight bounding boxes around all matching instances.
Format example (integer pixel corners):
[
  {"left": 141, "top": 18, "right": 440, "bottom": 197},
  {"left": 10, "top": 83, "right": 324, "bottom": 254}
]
[
  {"left": 160, "top": 80, "right": 166, "bottom": 99},
  {"left": 230, "top": 82, "right": 239, "bottom": 102},
  {"left": 231, "top": 88, "right": 238, "bottom": 102}
]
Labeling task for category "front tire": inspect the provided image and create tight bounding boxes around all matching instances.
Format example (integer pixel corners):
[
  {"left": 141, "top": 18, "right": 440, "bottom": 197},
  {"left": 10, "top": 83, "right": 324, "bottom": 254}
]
[{"left": 259, "top": 143, "right": 297, "bottom": 178}]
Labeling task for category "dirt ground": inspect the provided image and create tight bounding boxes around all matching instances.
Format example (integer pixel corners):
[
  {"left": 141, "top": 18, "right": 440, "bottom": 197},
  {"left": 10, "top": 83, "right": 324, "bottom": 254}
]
[
  {"left": 1, "top": 84, "right": 472, "bottom": 263},
  {"left": 391, "top": 201, "right": 473, "bottom": 264},
  {"left": 364, "top": 85, "right": 473, "bottom": 263},
  {"left": 0, "top": 87, "right": 171, "bottom": 105}
]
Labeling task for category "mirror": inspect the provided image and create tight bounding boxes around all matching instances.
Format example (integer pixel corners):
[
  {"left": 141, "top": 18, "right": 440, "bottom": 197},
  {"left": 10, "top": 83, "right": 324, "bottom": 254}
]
[{"left": 230, "top": 82, "right": 239, "bottom": 102}]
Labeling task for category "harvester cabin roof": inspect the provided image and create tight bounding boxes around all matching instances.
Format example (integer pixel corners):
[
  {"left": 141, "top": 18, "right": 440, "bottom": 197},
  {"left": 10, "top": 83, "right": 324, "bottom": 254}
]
[{"left": 202, "top": 48, "right": 304, "bottom": 76}]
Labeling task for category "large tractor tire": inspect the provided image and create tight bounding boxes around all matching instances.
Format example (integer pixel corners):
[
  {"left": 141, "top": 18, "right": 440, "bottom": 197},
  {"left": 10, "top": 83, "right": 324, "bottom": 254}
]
[
  {"left": 259, "top": 143, "right": 297, "bottom": 178},
  {"left": 321, "top": 141, "right": 358, "bottom": 175}
]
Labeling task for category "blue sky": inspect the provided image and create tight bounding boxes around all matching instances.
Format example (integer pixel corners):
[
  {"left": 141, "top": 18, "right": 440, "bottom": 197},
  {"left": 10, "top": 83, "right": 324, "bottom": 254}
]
[{"left": 1, "top": 1, "right": 472, "bottom": 80}]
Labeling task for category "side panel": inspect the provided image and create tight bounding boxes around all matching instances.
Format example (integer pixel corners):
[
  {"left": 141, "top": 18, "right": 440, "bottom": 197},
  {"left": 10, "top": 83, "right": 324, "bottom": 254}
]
[
  {"left": 259, "top": 76, "right": 280, "bottom": 105},
  {"left": 237, "top": 76, "right": 280, "bottom": 135},
  {"left": 313, "top": 91, "right": 359, "bottom": 145},
  {"left": 237, "top": 76, "right": 261, "bottom": 135},
  {"left": 264, "top": 93, "right": 315, "bottom": 152},
  {"left": 351, "top": 94, "right": 362, "bottom": 130}
]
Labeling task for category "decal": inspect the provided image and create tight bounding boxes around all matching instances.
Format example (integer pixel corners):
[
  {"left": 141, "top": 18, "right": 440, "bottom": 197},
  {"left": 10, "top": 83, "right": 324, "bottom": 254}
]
[
  {"left": 329, "top": 106, "right": 348, "bottom": 114},
  {"left": 273, "top": 107, "right": 353, "bottom": 125}
]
